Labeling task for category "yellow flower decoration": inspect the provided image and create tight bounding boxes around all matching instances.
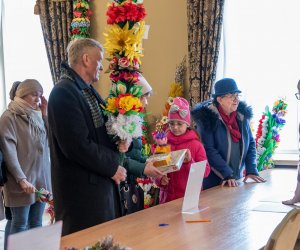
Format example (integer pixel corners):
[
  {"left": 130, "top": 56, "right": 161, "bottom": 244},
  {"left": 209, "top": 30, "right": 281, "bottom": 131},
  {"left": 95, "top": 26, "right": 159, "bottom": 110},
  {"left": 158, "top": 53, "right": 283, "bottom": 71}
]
[
  {"left": 118, "top": 95, "right": 143, "bottom": 113},
  {"left": 168, "top": 83, "right": 183, "bottom": 97},
  {"left": 104, "top": 21, "right": 145, "bottom": 64},
  {"left": 106, "top": 97, "right": 118, "bottom": 113}
]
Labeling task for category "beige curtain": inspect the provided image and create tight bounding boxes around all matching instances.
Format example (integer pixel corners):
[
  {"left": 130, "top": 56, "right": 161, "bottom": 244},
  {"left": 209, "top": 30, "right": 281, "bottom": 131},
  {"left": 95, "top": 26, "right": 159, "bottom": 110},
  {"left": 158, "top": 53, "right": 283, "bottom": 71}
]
[
  {"left": 35, "top": 0, "right": 73, "bottom": 84},
  {"left": 187, "top": 0, "right": 224, "bottom": 106}
]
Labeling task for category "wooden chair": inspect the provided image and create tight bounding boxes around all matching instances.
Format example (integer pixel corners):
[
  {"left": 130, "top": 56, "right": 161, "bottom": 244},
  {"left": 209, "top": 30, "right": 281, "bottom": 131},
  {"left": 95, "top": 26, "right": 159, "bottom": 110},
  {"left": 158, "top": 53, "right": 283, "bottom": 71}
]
[{"left": 264, "top": 208, "right": 300, "bottom": 250}]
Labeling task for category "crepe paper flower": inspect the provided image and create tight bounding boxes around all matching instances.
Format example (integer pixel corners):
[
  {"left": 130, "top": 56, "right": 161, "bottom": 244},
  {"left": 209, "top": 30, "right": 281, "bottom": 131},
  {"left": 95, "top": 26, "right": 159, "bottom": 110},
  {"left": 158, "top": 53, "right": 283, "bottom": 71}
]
[
  {"left": 136, "top": 178, "right": 160, "bottom": 208},
  {"left": 35, "top": 188, "right": 55, "bottom": 224},
  {"left": 71, "top": 0, "right": 92, "bottom": 39},
  {"left": 160, "top": 116, "right": 168, "bottom": 125},
  {"left": 104, "top": 93, "right": 144, "bottom": 116},
  {"left": 255, "top": 98, "right": 288, "bottom": 171},
  {"left": 118, "top": 57, "right": 130, "bottom": 68},
  {"left": 168, "top": 83, "right": 184, "bottom": 98},
  {"left": 105, "top": 114, "right": 143, "bottom": 144},
  {"left": 106, "top": 1, "right": 146, "bottom": 25},
  {"left": 152, "top": 130, "right": 167, "bottom": 140},
  {"left": 109, "top": 71, "right": 140, "bottom": 84},
  {"left": 104, "top": 21, "right": 145, "bottom": 65}
]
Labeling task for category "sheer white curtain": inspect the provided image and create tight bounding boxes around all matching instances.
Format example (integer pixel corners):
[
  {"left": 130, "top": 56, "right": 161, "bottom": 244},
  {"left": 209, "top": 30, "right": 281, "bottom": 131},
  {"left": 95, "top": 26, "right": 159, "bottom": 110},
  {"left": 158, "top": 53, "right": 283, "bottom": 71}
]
[
  {"left": 2, "top": 0, "right": 52, "bottom": 108},
  {"left": 218, "top": 0, "right": 300, "bottom": 154}
]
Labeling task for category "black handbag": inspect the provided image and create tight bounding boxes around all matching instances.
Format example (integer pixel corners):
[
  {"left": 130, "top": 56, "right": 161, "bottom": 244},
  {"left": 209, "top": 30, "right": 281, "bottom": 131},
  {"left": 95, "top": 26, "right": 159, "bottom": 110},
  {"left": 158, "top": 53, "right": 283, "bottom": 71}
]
[{"left": 120, "top": 179, "right": 144, "bottom": 216}]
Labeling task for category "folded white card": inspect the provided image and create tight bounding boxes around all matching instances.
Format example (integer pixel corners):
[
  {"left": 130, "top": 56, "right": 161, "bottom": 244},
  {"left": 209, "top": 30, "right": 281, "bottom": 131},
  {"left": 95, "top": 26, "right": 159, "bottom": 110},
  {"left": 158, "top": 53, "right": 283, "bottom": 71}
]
[
  {"left": 8, "top": 221, "right": 62, "bottom": 250},
  {"left": 182, "top": 161, "right": 208, "bottom": 214}
]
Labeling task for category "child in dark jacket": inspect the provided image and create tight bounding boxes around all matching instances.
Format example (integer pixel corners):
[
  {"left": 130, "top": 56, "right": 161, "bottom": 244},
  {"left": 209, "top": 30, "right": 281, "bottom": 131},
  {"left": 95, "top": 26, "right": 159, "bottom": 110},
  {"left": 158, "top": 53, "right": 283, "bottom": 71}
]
[{"left": 158, "top": 97, "right": 210, "bottom": 203}]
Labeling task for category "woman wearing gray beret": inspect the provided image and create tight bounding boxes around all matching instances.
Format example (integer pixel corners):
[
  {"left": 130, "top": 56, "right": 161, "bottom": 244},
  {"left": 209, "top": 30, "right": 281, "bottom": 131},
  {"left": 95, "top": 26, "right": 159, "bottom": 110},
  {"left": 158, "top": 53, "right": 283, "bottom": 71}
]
[{"left": 0, "top": 79, "right": 51, "bottom": 246}]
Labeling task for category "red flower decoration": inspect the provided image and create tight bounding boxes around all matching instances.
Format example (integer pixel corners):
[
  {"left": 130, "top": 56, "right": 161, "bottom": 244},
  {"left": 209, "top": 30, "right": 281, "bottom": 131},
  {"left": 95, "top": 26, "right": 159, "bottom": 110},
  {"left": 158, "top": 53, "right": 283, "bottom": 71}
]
[
  {"left": 73, "top": 10, "right": 82, "bottom": 18},
  {"left": 106, "top": 1, "right": 146, "bottom": 25}
]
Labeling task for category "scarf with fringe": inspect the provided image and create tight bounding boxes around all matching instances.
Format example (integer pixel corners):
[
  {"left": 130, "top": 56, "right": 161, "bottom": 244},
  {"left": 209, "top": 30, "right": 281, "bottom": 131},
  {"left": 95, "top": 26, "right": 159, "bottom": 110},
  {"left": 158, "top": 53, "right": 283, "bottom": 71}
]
[{"left": 8, "top": 97, "right": 46, "bottom": 141}]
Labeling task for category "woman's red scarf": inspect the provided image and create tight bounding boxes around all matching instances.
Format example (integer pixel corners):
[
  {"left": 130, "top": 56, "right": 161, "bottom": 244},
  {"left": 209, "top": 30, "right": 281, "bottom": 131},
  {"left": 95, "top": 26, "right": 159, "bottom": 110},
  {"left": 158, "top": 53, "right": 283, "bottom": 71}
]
[{"left": 217, "top": 106, "right": 241, "bottom": 142}]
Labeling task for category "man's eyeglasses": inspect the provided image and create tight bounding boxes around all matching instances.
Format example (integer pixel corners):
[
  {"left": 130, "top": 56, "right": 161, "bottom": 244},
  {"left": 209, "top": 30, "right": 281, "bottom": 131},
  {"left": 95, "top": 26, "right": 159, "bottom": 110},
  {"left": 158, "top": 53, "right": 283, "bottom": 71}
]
[
  {"left": 222, "top": 93, "right": 242, "bottom": 100},
  {"left": 295, "top": 93, "right": 300, "bottom": 100}
]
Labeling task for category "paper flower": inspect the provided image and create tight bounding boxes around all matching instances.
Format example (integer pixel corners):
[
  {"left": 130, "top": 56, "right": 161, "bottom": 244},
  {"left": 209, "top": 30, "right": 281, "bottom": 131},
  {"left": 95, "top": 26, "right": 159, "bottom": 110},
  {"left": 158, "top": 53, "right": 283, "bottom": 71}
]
[
  {"left": 71, "top": 0, "right": 92, "bottom": 39},
  {"left": 106, "top": 1, "right": 146, "bottom": 25},
  {"left": 104, "top": 21, "right": 145, "bottom": 65},
  {"left": 35, "top": 188, "right": 55, "bottom": 224},
  {"left": 255, "top": 98, "right": 288, "bottom": 171}
]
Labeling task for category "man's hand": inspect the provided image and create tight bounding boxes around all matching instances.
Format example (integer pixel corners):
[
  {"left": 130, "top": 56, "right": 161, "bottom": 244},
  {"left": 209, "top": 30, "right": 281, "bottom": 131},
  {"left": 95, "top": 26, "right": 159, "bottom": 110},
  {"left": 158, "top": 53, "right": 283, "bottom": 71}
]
[
  {"left": 116, "top": 140, "right": 129, "bottom": 153},
  {"left": 111, "top": 166, "right": 127, "bottom": 184}
]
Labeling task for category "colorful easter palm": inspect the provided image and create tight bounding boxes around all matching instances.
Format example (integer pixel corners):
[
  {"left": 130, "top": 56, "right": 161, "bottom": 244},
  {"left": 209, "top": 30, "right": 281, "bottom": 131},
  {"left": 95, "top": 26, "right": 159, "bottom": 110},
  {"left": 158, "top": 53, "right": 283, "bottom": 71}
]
[
  {"left": 255, "top": 98, "right": 288, "bottom": 171},
  {"left": 102, "top": 0, "right": 147, "bottom": 146}
]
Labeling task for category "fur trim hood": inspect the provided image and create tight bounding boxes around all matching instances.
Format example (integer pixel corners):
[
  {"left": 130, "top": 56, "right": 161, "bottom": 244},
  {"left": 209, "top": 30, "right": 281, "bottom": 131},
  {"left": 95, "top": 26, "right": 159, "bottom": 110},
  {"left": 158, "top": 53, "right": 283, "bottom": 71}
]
[{"left": 191, "top": 100, "right": 253, "bottom": 131}]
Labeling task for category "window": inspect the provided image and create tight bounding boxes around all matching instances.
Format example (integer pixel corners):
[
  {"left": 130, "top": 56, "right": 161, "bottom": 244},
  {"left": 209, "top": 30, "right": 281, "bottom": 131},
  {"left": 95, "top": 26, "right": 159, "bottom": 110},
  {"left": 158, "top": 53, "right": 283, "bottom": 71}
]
[
  {"left": 1, "top": 0, "right": 52, "bottom": 110},
  {"left": 218, "top": 0, "right": 300, "bottom": 154}
]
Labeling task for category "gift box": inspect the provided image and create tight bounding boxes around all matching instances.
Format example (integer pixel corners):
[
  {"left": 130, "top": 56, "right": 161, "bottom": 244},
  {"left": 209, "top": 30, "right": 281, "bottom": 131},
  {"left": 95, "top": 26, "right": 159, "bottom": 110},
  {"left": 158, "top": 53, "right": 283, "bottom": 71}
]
[{"left": 147, "top": 149, "right": 187, "bottom": 174}]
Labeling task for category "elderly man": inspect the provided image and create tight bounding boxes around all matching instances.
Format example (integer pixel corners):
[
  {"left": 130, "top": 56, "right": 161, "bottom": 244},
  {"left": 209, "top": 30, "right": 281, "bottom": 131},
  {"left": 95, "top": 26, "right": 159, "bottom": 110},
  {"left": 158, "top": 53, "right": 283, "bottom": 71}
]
[{"left": 48, "top": 38, "right": 127, "bottom": 235}]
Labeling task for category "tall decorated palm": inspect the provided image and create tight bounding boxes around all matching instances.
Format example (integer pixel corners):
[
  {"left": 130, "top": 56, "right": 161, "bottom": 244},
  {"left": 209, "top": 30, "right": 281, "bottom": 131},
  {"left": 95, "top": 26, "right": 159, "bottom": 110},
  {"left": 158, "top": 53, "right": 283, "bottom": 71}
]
[
  {"left": 102, "top": 0, "right": 147, "bottom": 158},
  {"left": 255, "top": 98, "right": 288, "bottom": 171}
]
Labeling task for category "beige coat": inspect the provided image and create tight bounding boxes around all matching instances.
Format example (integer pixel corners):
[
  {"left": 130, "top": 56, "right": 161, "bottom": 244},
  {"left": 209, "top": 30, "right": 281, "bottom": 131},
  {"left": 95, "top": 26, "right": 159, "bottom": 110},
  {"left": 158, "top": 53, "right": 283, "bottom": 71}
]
[{"left": 0, "top": 110, "right": 51, "bottom": 207}]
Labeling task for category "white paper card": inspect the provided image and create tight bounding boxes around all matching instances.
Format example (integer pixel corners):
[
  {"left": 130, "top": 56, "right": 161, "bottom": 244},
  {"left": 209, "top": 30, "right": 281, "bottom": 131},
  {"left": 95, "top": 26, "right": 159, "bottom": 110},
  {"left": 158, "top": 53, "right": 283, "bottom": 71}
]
[
  {"left": 8, "top": 221, "right": 62, "bottom": 250},
  {"left": 252, "top": 203, "right": 294, "bottom": 213},
  {"left": 182, "top": 161, "right": 207, "bottom": 214}
]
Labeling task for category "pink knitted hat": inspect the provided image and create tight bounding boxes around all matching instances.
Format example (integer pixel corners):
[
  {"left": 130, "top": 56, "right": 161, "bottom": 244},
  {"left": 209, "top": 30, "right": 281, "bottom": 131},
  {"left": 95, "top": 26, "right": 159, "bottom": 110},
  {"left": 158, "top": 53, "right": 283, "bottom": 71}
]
[{"left": 168, "top": 97, "right": 191, "bottom": 126}]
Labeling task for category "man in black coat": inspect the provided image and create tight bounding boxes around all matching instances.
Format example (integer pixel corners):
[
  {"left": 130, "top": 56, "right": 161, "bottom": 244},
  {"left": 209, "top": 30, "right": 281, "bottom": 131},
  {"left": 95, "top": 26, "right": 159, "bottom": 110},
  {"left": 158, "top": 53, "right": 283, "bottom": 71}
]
[{"left": 47, "top": 38, "right": 127, "bottom": 236}]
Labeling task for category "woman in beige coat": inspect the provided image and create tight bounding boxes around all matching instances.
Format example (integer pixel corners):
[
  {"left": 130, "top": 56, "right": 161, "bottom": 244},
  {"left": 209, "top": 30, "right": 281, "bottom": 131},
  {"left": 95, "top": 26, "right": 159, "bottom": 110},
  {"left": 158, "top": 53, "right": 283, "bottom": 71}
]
[{"left": 0, "top": 79, "right": 51, "bottom": 241}]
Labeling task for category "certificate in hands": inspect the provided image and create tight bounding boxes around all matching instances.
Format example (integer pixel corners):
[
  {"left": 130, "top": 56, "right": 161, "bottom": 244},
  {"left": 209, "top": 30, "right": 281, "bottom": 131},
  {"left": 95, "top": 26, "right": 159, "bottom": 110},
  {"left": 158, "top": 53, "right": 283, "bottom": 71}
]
[{"left": 147, "top": 149, "right": 187, "bottom": 174}]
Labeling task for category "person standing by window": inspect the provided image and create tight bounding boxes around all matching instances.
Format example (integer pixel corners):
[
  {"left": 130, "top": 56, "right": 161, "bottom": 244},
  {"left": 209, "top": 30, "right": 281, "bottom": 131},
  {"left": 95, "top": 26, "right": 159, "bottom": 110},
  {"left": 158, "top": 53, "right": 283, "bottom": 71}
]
[
  {"left": 0, "top": 79, "right": 51, "bottom": 243},
  {"left": 282, "top": 80, "right": 300, "bottom": 205}
]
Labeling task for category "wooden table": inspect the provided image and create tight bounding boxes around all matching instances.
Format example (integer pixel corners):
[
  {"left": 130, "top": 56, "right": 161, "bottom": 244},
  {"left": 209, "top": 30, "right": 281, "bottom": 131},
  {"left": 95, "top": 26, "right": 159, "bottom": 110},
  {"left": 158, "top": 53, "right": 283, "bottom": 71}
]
[{"left": 61, "top": 168, "right": 298, "bottom": 250}]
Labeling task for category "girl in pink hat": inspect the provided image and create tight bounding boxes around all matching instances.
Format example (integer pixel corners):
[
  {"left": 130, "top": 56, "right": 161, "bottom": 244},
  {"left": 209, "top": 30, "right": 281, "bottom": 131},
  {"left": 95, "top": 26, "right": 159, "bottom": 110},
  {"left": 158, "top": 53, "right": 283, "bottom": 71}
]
[{"left": 157, "top": 97, "right": 210, "bottom": 203}]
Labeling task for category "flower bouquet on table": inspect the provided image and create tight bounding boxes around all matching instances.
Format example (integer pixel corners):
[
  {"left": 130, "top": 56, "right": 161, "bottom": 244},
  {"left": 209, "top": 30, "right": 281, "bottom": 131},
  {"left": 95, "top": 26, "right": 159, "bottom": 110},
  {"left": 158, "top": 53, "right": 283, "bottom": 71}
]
[
  {"left": 255, "top": 98, "right": 288, "bottom": 171},
  {"left": 66, "top": 235, "right": 132, "bottom": 250}
]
